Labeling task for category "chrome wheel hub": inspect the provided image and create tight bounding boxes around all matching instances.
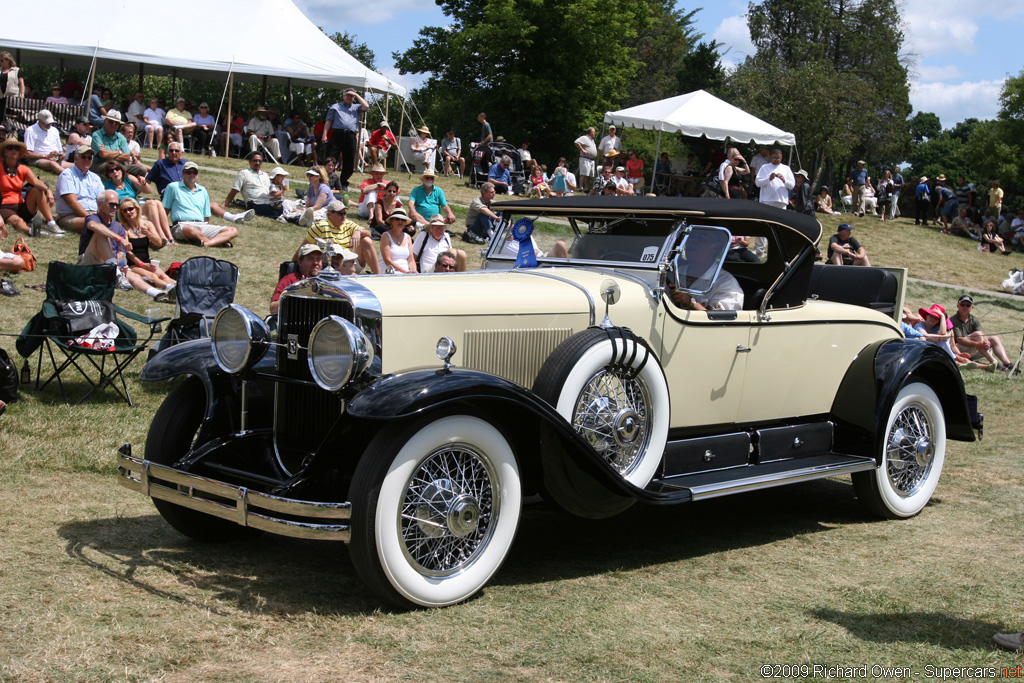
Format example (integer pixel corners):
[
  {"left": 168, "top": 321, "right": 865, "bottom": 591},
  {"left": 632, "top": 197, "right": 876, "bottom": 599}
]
[
  {"left": 573, "top": 368, "right": 652, "bottom": 475},
  {"left": 886, "top": 403, "right": 934, "bottom": 496},
  {"left": 401, "top": 445, "right": 496, "bottom": 576}
]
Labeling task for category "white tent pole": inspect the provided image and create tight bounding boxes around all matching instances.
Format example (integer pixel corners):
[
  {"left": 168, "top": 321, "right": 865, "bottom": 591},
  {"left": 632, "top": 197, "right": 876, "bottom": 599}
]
[
  {"left": 223, "top": 70, "right": 234, "bottom": 158},
  {"left": 82, "top": 43, "right": 99, "bottom": 106},
  {"left": 653, "top": 127, "right": 663, "bottom": 194},
  {"left": 214, "top": 57, "right": 236, "bottom": 156}
]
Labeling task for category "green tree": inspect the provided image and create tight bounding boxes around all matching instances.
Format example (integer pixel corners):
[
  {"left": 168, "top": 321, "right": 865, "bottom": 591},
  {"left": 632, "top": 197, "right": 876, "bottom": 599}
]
[
  {"left": 328, "top": 31, "right": 377, "bottom": 71},
  {"left": 726, "top": 0, "right": 911, "bottom": 187},
  {"left": 395, "top": 0, "right": 672, "bottom": 159},
  {"left": 909, "top": 111, "right": 941, "bottom": 142}
]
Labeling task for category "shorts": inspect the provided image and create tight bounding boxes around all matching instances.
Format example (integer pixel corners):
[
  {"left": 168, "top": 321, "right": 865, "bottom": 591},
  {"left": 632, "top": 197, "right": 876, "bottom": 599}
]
[
  {"left": 628, "top": 177, "right": 643, "bottom": 186},
  {"left": 578, "top": 158, "right": 595, "bottom": 178},
  {"left": 56, "top": 212, "right": 83, "bottom": 230},
  {"left": 940, "top": 200, "right": 959, "bottom": 218},
  {"left": 0, "top": 251, "right": 16, "bottom": 260},
  {"left": 22, "top": 158, "right": 49, "bottom": 169},
  {"left": 172, "top": 222, "right": 225, "bottom": 241},
  {"left": 0, "top": 203, "right": 32, "bottom": 223}
]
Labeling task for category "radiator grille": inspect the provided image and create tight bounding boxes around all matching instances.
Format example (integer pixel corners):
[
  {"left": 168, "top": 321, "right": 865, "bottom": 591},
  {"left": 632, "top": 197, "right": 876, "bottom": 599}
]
[
  {"left": 463, "top": 328, "right": 573, "bottom": 389},
  {"left": 275, "top": 296, "right": 353, "bottom": 457}
]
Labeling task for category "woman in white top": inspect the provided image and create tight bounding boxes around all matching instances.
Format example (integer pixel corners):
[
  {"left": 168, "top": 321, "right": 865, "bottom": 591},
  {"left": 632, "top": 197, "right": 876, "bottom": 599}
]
[
  {"left": 142, "top": 98, "right": 166, "bottom": 149},
  {"left": 379, "top": 210, "right": 417, "bottom": 274}
]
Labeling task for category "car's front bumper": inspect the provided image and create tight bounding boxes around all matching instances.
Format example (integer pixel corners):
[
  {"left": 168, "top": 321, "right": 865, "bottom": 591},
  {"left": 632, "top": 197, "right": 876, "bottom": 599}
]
[{"left": 116, "top": 444, "right": 351, "bottom": 541}]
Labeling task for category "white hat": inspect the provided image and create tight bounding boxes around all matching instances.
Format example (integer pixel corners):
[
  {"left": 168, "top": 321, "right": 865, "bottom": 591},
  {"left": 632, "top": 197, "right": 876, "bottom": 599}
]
[
  {"left": 270, "top": 166, "right": 288, "bottom": 177},
  {"left": 37, "top": 109, "right": 55, "bottom": 125}
]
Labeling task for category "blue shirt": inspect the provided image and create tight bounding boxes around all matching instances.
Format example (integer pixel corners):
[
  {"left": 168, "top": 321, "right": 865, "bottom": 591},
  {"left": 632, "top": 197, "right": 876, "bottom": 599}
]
[
  {"left": 893, "top": 172, "right": 904, "bottom": 189},
  {"left": 88, "top": 94, "right": 105, "bottom": 125},
  {"left": 409, "top": 184, "right": 448, "bottom": 219},
  {"left": 146, "top": 158, "right": 186, "bottom": 196},
  {"left": 79, "top": 213, "right": 126, "bottom": 257},
  {"left": 163, "top": 181, "right": 211, "bottom": 223},
  {"left": 104, "top": 179, "right": 138, "bottom": 203},
  {"left": 325, "top": 101, "right": 361, "bottom": 132},
  {"left": 55, "top": 166, "right": 105, "bottom": 215},
  {"left": 848, "top": 167, "right": 868, "bottom": 186},
  {"left": 488, "top": 161, "right": 511, "bottom": 185},
  {"left": 92, "top": 127, "right": 130, "bottom": 156},
  {"left": 916, "top": 182, "right": 930, "bottom": 199}
]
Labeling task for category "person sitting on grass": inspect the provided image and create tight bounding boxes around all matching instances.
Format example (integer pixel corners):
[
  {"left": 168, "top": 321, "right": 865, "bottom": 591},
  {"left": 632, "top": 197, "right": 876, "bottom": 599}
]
[
  {"left": 407, "top": 171, "right": 456, "bottom": 228},
  {"left": 54, "top": 145, "right": 105, "bottom": 235},
  {"left": 162, "top": 162, "right": 249, "bottom": 248},
  {"left": 351, "top": 163, "right": 388, "bottom": 221},
  {"left": 270, "top": 243, "right": 323, "bottom": 315},
  {"left": 223, "top": 152, "right": 280, "bottom": 219},
  {"left": 367, "top": 121, "right": 397, "bottom": 166},
  {"left": 815, "top": 186, "right": 840, "bottom": 215},
  {"left": 295, "top": 200, "right": 380, "bottom": 274},
  {"left": 827, "top": 224, "right": 871, "bottom": 266},
  {"left": 118, "top": 197, "right": 177, "bottom": 302},
  {"left": 914, "top": 304, "right": 977, "bottom": 368},
  {"left": 0, "top": 138, "right": 60, "bottom": 237},
  {"left": 488, "top": 155, "right": 513, "bottom": 195},
  {"left": 952, "top": 294, "right": 1014, "bottom": 371},
  {"left": 980, "top": 219, "right": 1008, "bottom": 254},
  {"left": 371, "top": 181, "right": 403, "bottom": 236},
  {"left": 412, "top": 215, "right": 467, "bottom": 272},
  {"left": 102, "top": 160, "right": 174, "bottom": 245},
  {"left": 0, "top": 220, "right": 28, "bottom": 276},
  {"left": 379, "top": 210, "right": 418, "bottom": 274},
  {"left": 22, "top": 109, "right": 67, "bottom": 175},
  {"left": 463, "top": 182, "right": 500, "bottom": 244},
  {"left": 946, "top": 207, "right": 978, "bottom": 239}
]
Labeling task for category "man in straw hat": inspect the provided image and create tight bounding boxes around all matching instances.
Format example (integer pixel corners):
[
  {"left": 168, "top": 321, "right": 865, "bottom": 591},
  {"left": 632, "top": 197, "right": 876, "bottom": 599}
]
[
  {"left": 246, "top": 106, "right": 281, "bottom": 159},
  {"left": 92, "top": 110, "right": 148, "bottom": 177},
  {"left": 408, "top": 170, "right": 456, "bottom": 227},
  {"left": 367, "top": 120, "right": 397, "bottom": 166},
  {"left": 413, "top": 214, "right": 467, "bottom": 272},
  {"left": 352, "top": 163, "right": 389, "bottom": 220}
]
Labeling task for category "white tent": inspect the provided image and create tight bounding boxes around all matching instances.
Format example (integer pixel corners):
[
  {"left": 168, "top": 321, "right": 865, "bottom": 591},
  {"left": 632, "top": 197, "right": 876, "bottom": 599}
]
[
  {"left": 1, "top": 0, "right": 405, "bottom": 95},
  {"left": 604, "top": 90, "right": 795, "bottom": 146}
]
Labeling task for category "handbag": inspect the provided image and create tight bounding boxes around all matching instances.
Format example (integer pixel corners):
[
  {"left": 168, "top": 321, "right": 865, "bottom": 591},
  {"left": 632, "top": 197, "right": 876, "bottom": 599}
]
[
  {"left": 703, "top": 171, "right": 725, "bottom": 197},
  {"left": 12, "top": 237, "right": 35, "bottom": 272}
]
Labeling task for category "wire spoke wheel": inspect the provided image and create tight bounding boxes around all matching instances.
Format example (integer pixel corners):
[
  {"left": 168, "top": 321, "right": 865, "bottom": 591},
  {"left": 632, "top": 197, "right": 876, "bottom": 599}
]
[
  {"left": 885, "top": 401, "right": 936, "bottom": 496},
  {"left": 573, "top": 367, "right": 652, "bottom": 477},
  {"left": 400, "top": 443, "right": 497, "bottom": 577}
]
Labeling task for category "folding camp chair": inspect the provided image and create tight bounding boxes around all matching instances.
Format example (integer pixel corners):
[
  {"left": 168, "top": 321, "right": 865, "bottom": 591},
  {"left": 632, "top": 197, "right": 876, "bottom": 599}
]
[
  {"left": 15, "top": 262, "right": 164, "bottom": 406},
  {"left": 148, "top": 256, "right": 238, "bottom": 357}
]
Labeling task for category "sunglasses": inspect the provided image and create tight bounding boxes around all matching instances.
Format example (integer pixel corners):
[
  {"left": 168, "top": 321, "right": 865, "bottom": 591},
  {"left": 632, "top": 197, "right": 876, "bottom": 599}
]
[
  {"left": 122, "top": 206, "right": 137, "bottom": 212},
  {"left": 436, "top": 262, "right": 456, "bottom": 270},
  {"left": 107, "top": 202, "right": 120, "bottom": 208},
  {"left": 183, "top": 169, "right": 198, "bottom": 175}
]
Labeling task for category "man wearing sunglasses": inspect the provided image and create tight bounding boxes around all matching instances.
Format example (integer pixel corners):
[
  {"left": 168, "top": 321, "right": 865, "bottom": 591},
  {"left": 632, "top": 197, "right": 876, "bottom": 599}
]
[
  {"left": 54, "top": 145, "right": 105, "bottom": 234},
  {"left": 78, "top": 189, "right": 131, "bottom": 266},
  {"left": 162, "top": 162, "right": 245, "bottom": 248}
]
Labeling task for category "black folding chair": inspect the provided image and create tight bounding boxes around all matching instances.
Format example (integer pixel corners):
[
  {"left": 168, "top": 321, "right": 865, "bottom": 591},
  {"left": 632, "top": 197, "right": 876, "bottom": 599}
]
[
  {"left": 15, "top": 262, "right": 163, "bottom": 406},
  {"left": 149, "top": 256, "right": 238, "bottom": 357}
]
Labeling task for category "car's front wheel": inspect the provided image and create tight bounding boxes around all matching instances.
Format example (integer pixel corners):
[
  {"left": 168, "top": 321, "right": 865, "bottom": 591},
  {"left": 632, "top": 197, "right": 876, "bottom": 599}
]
[
  {"left": 349, "top": 414, "right": 522, "bottom": 608},
  {"left": 853, "top": 381, "right": 947, "bottom": 519}
]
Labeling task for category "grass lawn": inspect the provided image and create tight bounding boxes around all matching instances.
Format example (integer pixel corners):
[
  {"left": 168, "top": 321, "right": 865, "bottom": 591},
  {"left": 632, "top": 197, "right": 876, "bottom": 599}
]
[{"left": 2, "top": 163, "right": 1024, "bottom": 681}]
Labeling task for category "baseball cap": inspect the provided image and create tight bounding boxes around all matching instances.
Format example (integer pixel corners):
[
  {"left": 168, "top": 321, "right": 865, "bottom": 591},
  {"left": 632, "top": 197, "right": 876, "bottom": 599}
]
[
  {"left": 297, "top": 243, "right": 323, "bottom": 259},
  {"left": 182, "top": 160, "right": 199, "bottom": 172}
]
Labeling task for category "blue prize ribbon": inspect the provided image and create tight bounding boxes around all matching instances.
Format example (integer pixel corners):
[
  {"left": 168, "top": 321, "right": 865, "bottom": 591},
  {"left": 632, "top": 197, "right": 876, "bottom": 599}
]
[{"left": 512, "top": 218, "right": 537, "bottom": 268}]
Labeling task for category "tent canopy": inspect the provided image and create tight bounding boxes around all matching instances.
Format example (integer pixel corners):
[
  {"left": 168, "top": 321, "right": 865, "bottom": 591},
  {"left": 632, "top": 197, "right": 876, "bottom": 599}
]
[
  {"left": 604, "top": 90, "right": 795, "bottom": 147},
  {"left": 1, "top": 0, "right": 405, "bottom": 96}
]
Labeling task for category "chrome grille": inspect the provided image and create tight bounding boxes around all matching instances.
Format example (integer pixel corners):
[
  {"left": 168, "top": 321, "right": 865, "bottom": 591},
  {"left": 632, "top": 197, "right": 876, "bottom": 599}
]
[
  {"left": 275, "top": 295, "right": 353, "bottom": 458},
  {"left": 463, "top": 328, "right": 573, "bottom": 389}
]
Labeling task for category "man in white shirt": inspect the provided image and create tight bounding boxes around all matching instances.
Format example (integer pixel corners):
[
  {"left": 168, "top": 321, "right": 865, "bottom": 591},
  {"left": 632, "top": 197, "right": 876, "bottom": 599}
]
[
  {"left": 574, "top": 127, "right": 597, "bottom": 191},
  {"left": 223, "top": 152, "right": 277, "bottom": 218},
  {"left": 126, "top": 92, "right": 147, "bottom": 136},
  {"left": 754, "top": 149, "right": 796, "bottom": 210},
  {"left": 412, "top": 215, "right": 467, "bottom": 272},
  {"left": 669, "top": 229, "right": 744, "bottom": 311},
  {"left": 598, "top": 125, "right": 622, "bottom": 164},
  {"left": 22, "top": 110, "right": 65, "bottom": 174}
]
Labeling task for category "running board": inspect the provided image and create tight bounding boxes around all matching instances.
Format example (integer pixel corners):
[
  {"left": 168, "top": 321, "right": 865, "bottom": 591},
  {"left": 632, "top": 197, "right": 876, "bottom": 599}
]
[{"left": 648, "top": 453, "right": 877, "bottom": 501}]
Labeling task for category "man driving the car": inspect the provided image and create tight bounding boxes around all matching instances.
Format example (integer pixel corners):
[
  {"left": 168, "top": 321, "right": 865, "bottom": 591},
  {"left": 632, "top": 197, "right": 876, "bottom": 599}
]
[{"left": 669, "top": 229, "right": 744, "bottom": 311}]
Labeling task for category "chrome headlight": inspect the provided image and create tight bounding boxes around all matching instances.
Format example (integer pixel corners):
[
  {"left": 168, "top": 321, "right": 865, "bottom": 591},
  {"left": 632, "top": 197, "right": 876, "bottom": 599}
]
[
  {"left": 211, "top": 304, "right": 270, "bottom": 373},
  {"left": 307, "top": 315, "right": 374, "bottom": 391}
]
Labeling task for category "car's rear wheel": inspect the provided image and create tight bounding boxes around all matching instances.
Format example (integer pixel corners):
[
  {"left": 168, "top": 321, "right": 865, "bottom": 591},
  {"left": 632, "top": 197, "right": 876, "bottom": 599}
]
[
  {"left": 853, "top": 382, "right": 946, "bottom": 519},
  {"left": 534, "top": 328, "right": 669, "bottom": 488},
  {"left": 349, "top": 414, "right": 521, "bottom": 608},
  {"left": 146, "top": 378, "right": 260, "bottom": 541}
]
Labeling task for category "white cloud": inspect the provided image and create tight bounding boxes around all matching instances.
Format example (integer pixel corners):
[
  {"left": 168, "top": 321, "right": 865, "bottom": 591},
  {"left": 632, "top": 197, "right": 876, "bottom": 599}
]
[
  {"left": 916, "top": 64, "right": 967, "bottom": 81},
  {"left": 910, "top": 79, "right": 1005, "bottom": 126},
  {"left": 901, "top": 0, "right": 1024, "bottom": 59},
  {"left": 712, "top": 15, "right": 756, "bottom": 61}
]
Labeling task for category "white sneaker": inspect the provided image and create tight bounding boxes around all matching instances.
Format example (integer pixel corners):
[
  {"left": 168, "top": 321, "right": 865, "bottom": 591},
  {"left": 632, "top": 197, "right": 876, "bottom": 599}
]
[
  {"left": 115, "top": 271, "right": 134, "bottom": 291},
  {"left": 42, "top": 222, "right": 66, "bottom": 237},
  {"left": 232, "top": 209, "right": 255, "bottom": 224},
  {"left": 299, "top": 207, "right": 315, "bottom": 227}
]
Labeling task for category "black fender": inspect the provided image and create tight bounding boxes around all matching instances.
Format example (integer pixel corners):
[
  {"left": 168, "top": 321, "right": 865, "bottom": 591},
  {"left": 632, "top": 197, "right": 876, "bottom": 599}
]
[
  {"left": 831, "top": 338, "right": 976, "bottom": 462},
  {"left": 346, "top": 368, "right": 692, "bottom": 506},
  {"left": 140, "top": 339, "right": 278, "bottom": 445}
]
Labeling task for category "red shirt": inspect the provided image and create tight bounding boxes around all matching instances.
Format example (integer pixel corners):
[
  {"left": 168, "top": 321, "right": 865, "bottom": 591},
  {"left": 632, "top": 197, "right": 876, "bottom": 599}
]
[
  {"left": 626, "top": 158, "right": 644, "bottom": 180},
  {"left": 368, "top": 128, "right": 397, "bottom": 151},
  {"left": 0, "top": 164, "right": 29, "bottom": 205},
  {"left": 271, "top": 272, "right": 306, "bottom": 304}
]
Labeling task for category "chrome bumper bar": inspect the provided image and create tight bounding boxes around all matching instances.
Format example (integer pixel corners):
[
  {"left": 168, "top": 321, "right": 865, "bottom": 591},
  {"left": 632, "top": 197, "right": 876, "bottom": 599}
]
[{"left": 116, "top": 444, "right": 351, "bottom": 541}]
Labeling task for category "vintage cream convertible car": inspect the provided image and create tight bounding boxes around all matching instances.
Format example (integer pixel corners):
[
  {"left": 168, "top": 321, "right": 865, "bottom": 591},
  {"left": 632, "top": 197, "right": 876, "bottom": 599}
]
[{"left": 117, "top": 196, "right": 978, "bottom": 608}]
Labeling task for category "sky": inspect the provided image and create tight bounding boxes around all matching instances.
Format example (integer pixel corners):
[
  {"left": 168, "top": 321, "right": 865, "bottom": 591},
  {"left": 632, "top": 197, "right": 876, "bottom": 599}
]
[{"left": 294, "top": 0, "right": 1024, "bottom": 132}]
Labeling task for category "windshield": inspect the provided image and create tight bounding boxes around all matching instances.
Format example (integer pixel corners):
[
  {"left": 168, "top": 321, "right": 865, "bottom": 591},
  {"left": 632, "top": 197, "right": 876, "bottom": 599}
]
[{"left": 486, "top": 215, "right": 679, "bottom": 268}]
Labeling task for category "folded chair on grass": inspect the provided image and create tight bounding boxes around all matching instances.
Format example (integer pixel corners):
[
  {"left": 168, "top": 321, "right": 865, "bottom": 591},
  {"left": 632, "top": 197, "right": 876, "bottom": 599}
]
[
  {"left": 148, "top": 256, "right": 238, "bottom": 358},
  {"left": 15, "top": 262, "right": 166, "bottom": 406}
]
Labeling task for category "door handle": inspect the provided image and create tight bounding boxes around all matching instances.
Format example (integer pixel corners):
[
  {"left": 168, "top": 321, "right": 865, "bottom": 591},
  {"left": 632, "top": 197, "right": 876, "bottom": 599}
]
[{"left": 736, "top": 345, "right": 751, "bottom": 353}]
